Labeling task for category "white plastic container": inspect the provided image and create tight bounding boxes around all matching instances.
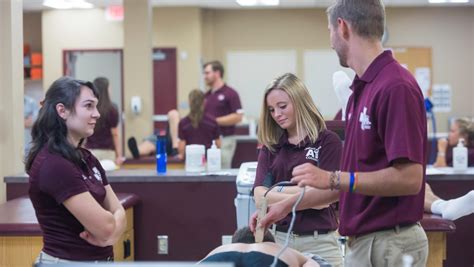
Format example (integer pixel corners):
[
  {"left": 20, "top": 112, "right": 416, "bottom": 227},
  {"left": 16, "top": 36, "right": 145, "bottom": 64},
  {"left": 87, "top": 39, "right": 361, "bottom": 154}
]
[
  {"left": 185, "top": 144, "right": 205, "bottom": 172},
  {"left": 453, "top": 138, "right": 468, "bottom": 172},
  {"left": 249, "top": 119, "right": 257, "bottom": 137},
  {"left": 207, "top": 140, "right": 221, "bottom": 172}
]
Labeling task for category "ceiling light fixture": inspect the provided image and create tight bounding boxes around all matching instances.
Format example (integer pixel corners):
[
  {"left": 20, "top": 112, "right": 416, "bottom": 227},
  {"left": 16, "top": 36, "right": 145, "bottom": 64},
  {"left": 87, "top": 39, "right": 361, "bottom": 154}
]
[
  {"left": 428, "top": 0, "right": 469, "bottom": 3},
  {"left": 236, "top": 0, "right": 280, "bottom": 6},
  {"left": 43, "top": 0, "right": 94, "bottom": 9}
]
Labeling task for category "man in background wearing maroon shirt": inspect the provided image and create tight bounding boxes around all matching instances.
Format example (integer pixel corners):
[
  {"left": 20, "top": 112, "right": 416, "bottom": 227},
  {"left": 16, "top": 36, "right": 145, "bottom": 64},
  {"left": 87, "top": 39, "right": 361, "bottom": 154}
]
[
  {"left": 252, "top": 1, "right": 428, "bottom": 266},
  {"left": 203, "top": 61, "right": 243, "bottom": 168}
]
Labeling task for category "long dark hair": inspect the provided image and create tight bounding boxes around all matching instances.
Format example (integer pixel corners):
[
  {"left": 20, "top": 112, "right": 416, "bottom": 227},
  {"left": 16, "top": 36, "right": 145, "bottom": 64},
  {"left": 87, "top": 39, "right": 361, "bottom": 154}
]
[
  {"left": 93, "top": 77, "right": 114, "bottom": 131},
  {"left": 25, "top": 77, "right": 99, "bottom": 172},
  {"left": 188, "top": 89, "right": 205, "bottom": 128}
]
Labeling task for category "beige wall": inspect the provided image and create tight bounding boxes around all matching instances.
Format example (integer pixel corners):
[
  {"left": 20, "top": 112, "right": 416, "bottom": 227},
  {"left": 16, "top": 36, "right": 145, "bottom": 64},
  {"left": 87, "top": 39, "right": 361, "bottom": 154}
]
[
  {"left": 386, "top": 7, "right": 474, "bottom": 130},
  {"left": 202, "top": 7, "right": 473, "bottom": 131},
  {"left": 40, "top": 6, "right": 473, "bottom": 137},
  {"left": 41, "top": 7, "right": 202, "bottom": 146},
  {"left": 1, "top": 0, "right": 24, "bottom": 204},
  {"left": 23, "top": 12, "right": 42, "bottom": 52},
  {"left": 42, "top": 9, "right": 124, "bottom": 90},
  {"left": 152, "top": 7, "right": 202, "bottom": 114},
  {"left": 123, "top": 0, "right": 153, "bottom": 145}
]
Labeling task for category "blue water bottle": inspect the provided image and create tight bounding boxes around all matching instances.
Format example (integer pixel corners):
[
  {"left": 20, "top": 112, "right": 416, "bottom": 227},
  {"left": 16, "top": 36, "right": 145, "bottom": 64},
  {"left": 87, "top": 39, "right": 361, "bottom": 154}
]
[{"left": 156, "top": 135, "right": 167, "bottom": 173}]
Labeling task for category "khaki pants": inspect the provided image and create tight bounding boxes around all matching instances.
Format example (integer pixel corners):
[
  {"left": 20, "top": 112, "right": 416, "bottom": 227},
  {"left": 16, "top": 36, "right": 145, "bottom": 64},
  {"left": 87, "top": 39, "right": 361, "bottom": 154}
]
[
  {"left": 221, "top": 136, "right": 237, "bottom": 169},
  {"left": 90, "top": 149, "right": 115, "bottom": 162},
  {"left": 345, "top": 223, "right": 428, "bottom": 267},
  {"left": 273, "top": 229, "right": 343, "bottom": 267}
]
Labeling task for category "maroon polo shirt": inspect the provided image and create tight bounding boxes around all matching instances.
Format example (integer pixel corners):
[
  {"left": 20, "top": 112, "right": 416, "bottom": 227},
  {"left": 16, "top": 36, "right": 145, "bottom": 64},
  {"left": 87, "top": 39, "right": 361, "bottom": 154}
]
[
  {"left": 178, "top": 114, "right": 220, "bottom": 149},
  {"left": 28, "top": 146, "right": 113, "bottom": 260},
  {"left": 446, "top": 145, "right": 474, "bottom": 167},
  {"left": 204, "top": 84, "right": 242, "bottom": 137},
  {"left": 254, "top": 129, "right": 342, "bottom": 232},
  {"left": 339, "top": 50, "right": 427, "bottom": 237},
  {"left": 86, "top": 106, "right": 119, "bottom": 150}
]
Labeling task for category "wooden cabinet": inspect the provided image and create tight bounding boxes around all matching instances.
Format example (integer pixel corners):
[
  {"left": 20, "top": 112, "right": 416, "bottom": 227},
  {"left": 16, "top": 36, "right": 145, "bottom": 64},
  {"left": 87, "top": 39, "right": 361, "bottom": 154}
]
[
  {"left": 113, "top": 208, "right": 135, "bottom": 261},
  {"left": 0, "top": 207, "right": 134, "bottom": 266},
  {"left": 0, "top": 194, "right": 139, "bottom": 266}
]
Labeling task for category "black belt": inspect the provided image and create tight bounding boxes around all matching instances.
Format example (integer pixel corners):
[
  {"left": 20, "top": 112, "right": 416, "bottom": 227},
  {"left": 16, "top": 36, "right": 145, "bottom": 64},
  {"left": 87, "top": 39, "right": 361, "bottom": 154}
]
[{"left": 275, "top": 226, "right": 332, "bottom": 236}]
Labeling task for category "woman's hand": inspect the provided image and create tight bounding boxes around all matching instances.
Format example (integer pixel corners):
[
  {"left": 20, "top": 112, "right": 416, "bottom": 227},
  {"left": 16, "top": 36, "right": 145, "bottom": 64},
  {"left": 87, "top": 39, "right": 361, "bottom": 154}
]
[{"left": 80, "top": 230, "right": 116, "bottom": 247}]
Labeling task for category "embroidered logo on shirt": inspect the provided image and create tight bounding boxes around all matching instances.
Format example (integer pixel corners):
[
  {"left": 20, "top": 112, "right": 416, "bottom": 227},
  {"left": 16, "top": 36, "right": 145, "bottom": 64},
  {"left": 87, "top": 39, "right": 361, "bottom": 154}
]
[
  {"left": 92, "top": 167, "right": 102, "bottom": 182},
  {"left": 359, "top": 107, "right": 372, "bottom": 130},
  {"left": 305, "top": 146, "right": 321, "bottom": 162},
  {"left": 218, "top": 94, "right": 225, "bottom": 101}
]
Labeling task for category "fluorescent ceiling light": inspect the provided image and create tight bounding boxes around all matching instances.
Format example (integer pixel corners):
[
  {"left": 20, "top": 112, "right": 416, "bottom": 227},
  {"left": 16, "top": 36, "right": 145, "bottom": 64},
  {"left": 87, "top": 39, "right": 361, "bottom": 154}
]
[
  {"left": 43, "top": 0, "right": 94, "bottom": 9},
  {"left": 428, "top": 0, "right": 469, "bottom": 3},
  {"left": 236, "top": 0, "right": 280, "bottom": 6},
  {"left": 236, "top": 0, "right": 258, "bottom": 6},
  {"left": 260, "top": 0, "right": 280, "bottom": 5}
]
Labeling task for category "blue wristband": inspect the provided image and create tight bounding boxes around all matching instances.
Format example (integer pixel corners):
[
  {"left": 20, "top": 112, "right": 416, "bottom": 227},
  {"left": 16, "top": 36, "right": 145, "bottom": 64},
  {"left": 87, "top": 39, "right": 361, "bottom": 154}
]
[{"left": 349, "top": 172, "right": 355, "bottom": 193}]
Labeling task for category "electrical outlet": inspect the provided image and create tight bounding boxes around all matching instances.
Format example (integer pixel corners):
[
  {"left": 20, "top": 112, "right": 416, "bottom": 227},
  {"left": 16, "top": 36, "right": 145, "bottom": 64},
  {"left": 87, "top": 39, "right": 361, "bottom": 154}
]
[{"left": 157, "top": 235, "right": 168, "bottom": 255}]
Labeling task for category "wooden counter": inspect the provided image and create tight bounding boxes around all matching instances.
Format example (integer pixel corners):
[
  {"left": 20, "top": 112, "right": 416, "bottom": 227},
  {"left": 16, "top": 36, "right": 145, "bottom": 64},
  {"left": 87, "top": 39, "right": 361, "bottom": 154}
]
[
  {"left": 0, "top": 193, "right": 139, "bottom": 266},
  {"left": 4, "top": 168, "right": 473, "bottom": 266}
]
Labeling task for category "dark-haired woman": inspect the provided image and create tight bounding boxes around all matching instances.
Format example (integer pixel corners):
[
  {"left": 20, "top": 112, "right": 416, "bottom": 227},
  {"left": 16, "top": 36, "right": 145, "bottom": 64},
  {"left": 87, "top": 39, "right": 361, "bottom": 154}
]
[
  {"left": 26, "top": 77, "right": 126, "bottom": 263},
  {"left": 177, "top": 89, "right": 221, "bottom": 159},
  {"left": 86, "top": 77, "right": 123, "bottom": 166}
]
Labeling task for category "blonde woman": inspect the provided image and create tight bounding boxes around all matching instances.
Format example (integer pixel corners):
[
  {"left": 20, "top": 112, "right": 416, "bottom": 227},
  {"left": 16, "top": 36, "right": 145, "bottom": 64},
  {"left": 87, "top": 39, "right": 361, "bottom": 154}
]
[
  {"left": 252, "top": 73, "right": 343, "bottom": 266},
  {"left": 434, "top": 117, "right": 474, "bottom": 167}
]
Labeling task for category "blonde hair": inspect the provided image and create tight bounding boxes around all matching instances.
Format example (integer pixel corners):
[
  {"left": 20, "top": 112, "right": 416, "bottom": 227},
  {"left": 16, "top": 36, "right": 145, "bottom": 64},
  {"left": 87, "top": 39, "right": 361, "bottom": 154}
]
[
  {"left": 258, "top": 73, "right": 326, "bottom": 152},
  {"left": 455, "top": 117, "right": 474, "bottom": 146}
]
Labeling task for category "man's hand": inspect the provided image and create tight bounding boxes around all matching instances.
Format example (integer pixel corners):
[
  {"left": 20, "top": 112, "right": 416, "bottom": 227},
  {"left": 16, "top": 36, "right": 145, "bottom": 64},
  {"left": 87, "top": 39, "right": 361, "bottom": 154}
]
[
  {"left": 249, "top": 199, "right": 292, "bottom": 232},
  {"left": 291, "top": 163, "right": 331, "bottom": 190}
]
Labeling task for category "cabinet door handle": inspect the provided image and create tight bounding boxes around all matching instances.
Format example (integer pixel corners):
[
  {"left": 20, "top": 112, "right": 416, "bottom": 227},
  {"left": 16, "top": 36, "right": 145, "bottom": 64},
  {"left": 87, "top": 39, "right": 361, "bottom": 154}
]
[{"left": 124, "top": 239, "right": 131, "bottom": 259}]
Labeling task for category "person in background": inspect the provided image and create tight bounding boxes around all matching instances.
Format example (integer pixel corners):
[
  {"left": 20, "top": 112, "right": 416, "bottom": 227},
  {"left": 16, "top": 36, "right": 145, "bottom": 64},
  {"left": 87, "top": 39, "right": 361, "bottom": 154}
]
[
  {"left": 24, "top": 94, "right": 39, "bottom": 155},
  {"left": 203, "top": 60, "right": 243, "bottom": 168},
  {"left": 86, "top": 77, "right": 124, "bottom": 166},
  {"left": 252, "top": 73, "right": 343, "bottom": 266},
  {"left": 177, "top": 89, "right": 221, "bottom": 160},
  {"left": 200, "top": 227, "right": 324, "bottom": 267},
  {"left": 427, "top": 117, "right": 474, "bottom": 220},
  {"left": 434, "top": 117, "right": 474, "bottom": 167},
  {"left": 26, "top": 77, "right": 126, "bottom": 263}
]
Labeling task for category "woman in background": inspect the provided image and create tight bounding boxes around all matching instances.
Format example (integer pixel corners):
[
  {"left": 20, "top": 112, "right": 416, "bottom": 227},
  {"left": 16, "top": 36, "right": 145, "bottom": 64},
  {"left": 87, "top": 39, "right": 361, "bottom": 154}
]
[
  {"left": 26, "top": 77, "right": 126, "bottom": 263},
  {"left": 434, "top": 117, "right": 474, "bottom": 167},
  {"left": 177, "top": 89, "right": 221, "bottom": 159},
  {"left": 86, "top": 77, "right": 123, "bottom": 166}
]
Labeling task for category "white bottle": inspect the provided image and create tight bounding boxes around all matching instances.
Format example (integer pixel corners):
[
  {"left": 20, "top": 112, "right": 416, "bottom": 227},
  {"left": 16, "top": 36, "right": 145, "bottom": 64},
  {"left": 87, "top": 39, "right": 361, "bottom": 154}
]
[
  {"left": 207, "top": 140, "right": 221, "bottom": 172},
  {"left": 185, "top": 144, "right": 206, "bottom": 172},
  {"left": 453, "top": 138, "right": 468, "bottom": 172}
]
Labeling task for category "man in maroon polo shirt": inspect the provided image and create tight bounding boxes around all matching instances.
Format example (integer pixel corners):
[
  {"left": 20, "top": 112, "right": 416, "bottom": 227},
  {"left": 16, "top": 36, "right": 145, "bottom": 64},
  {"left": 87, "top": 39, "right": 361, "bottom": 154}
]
[
  {"left": 203, "top": 60, "right": 243, "bottom": 168},
  {"left": 253, "top": 1, "right": 428, "bottom": 266}
]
